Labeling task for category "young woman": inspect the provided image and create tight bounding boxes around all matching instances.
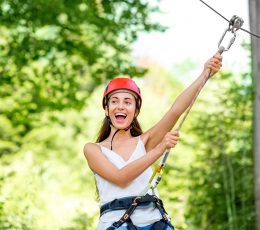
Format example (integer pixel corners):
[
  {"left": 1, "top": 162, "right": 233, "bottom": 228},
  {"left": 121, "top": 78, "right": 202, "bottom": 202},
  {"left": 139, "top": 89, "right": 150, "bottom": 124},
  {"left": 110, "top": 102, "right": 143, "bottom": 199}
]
[{"left": 84, "top": 53, "right": 222, "bottom": 230}]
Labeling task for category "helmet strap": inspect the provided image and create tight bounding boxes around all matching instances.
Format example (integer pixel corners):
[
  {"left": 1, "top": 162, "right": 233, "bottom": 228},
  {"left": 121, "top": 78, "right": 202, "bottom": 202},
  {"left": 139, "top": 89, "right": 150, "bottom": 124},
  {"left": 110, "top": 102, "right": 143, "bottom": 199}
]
[{"left": 110, "top": 129, "right": 120, "bottom": 151}]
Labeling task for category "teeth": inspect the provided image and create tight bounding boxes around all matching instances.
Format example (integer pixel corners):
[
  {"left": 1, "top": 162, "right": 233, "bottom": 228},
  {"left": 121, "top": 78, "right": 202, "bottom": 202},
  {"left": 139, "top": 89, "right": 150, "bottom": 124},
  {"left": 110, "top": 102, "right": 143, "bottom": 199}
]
[{"left": 115, "top": 113, "right": 126, "bottom": 117}]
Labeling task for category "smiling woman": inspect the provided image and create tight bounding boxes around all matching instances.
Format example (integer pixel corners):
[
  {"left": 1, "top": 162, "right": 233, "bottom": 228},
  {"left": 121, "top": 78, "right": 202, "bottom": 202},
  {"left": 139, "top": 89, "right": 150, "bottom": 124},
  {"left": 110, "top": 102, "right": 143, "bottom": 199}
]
[
  {"left": 108, "top": 92, "right": 135, "bottom": 125},
  {"left": 83, "top": 52, "right": 222, "bottom": 230}
]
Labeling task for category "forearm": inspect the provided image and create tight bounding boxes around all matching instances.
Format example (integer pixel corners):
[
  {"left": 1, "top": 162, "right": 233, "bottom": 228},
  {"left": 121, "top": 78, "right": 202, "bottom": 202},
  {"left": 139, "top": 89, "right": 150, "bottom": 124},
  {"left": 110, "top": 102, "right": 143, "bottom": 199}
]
[
  {"left": 143, "top": 54, "right": 222, "bottom": 151},
  {"left": 117, "top": 145, "right": 165, "bottom": 187},
  {"left": 172, "top": 69, "right": 209, "bottom": 116}
]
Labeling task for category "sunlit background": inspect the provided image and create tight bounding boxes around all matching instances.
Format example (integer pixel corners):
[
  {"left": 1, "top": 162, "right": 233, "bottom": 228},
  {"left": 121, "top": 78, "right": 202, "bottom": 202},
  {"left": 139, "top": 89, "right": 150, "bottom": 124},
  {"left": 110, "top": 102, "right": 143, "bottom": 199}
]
[{"left": 132, "top": 0, "right": 250, "bottom": 78}]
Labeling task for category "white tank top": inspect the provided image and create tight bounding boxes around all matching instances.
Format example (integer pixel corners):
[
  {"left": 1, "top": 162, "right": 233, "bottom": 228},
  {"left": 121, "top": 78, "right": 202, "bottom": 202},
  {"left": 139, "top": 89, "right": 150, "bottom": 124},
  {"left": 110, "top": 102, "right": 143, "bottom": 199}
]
[{"left": 95, "top": 136, "right": 162, "bottom": 229}]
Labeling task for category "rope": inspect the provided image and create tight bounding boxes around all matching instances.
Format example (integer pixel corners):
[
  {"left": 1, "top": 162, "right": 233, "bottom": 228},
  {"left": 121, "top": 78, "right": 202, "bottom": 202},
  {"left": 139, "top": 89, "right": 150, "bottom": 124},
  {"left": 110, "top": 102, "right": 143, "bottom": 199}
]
[{"left": 176, "top": 47, "right": 225, "bottom": 131}]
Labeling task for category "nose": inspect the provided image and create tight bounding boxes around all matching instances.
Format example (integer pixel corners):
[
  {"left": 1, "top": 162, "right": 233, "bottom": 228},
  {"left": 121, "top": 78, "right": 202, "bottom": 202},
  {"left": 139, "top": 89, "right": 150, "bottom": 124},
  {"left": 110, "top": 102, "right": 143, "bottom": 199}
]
[{"left": 117, "top": 101, "right": 125, "bottom": 109}]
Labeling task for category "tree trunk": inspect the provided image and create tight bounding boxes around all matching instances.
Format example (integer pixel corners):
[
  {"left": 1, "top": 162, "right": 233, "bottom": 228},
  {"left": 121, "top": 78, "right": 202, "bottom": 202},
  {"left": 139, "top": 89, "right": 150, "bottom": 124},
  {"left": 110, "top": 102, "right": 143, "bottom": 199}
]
[{"left": 249, "top": 0, "right": 260, "bottom": 229}]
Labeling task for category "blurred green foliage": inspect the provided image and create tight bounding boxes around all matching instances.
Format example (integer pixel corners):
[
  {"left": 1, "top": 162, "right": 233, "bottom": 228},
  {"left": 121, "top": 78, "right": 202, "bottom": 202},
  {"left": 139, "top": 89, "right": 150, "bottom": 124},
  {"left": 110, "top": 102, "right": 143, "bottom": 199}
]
[
  {"left": 0, "top": 0, "right": 165, "bottom": 229},
  {"left": 0, "top": 0, "right": 165, "bottom": 142},
  {"left": 0, "top": 0, "right": 255, "bottom": 229},
  {"left": 185, "top": 71, "right": 255, "bottom": 229}
]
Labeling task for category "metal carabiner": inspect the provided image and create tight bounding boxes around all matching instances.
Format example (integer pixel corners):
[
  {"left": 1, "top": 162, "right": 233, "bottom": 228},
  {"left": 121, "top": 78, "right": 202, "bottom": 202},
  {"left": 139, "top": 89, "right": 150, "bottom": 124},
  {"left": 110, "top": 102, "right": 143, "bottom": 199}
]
[{"left": 218, "top": 15, "right": 244, "bottom": 53}]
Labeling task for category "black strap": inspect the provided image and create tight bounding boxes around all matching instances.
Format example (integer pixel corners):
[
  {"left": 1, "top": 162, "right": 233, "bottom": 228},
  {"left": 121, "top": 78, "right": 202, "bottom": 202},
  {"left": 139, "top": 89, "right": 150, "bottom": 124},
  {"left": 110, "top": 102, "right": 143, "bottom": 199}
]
[
  {"left": 151, "top": 219, "right": 174, "bottom": 230},
  {"left": 103, "top": 194, "right": 171, "bottom": 229},
  {"left": 108, "top": 196, "right": 142, "bottom": 229},
  {"left": 100, "top": 196, "right": 135, "bottom": 216},
  {"left": 106, "top": 218, "right": 137, "bottom": 230},
  {"left": 154, "top": 198, "right": 169, "bottom": 222},
  {"left": 126, "top": 218, "right": 137, "bottom": 230},
  {"left": 100, "top": 194, "right": 156, "bottom": 216}
]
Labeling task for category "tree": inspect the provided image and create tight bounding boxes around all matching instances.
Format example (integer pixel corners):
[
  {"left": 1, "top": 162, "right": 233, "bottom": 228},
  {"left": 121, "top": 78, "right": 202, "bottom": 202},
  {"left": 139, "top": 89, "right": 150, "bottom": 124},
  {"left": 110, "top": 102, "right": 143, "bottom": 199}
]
[
  {"left": 249, "top": 0, "right": 260, "bottom": 229},
  {"left": 185, "top": 71, "right": 255, "bottom": 230},
  {"left": 0, "top": 0, "right": 165, "bottom": 155}
]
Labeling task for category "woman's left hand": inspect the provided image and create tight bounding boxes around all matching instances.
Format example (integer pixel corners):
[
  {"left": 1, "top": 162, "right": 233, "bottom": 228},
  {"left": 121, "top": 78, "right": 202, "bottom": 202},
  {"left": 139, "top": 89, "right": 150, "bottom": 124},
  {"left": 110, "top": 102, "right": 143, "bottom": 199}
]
[{"left": 204, "top": 53, "right": 223, "bottom": 77}]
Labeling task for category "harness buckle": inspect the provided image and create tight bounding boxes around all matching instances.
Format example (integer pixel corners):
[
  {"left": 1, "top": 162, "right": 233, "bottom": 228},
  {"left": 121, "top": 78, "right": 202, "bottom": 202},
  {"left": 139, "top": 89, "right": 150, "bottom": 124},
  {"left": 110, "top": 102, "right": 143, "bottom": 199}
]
[
  {"left": 132, "top": 196, "right": 141, "bottom": 205},
  {"left": 123, "top": 214, "right": 129, "bottom": 220}
]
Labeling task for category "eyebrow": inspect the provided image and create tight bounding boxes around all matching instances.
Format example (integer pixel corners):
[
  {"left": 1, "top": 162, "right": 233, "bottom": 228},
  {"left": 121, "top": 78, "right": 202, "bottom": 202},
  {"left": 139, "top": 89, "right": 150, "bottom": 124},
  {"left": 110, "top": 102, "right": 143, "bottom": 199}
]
[
  {"left": 124, "top": 97, "right": 133, "bottom": 101},
  {"left": 110, "top": 96, "right": 133, "bottom": 101}
]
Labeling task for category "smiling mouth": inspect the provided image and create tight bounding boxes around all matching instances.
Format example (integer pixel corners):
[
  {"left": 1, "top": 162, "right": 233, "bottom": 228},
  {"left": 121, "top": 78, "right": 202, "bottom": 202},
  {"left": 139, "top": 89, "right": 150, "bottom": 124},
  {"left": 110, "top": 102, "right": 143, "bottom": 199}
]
[{"left": 115, "top": 113, "right": 127, "bottom": 121}]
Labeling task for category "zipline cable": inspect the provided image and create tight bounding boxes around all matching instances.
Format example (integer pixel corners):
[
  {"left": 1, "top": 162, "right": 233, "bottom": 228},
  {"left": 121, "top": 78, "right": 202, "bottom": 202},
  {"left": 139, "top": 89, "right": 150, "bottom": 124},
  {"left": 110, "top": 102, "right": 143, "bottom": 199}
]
[{"left": 199, "top": 0, "right": 260, "bottom": 39}]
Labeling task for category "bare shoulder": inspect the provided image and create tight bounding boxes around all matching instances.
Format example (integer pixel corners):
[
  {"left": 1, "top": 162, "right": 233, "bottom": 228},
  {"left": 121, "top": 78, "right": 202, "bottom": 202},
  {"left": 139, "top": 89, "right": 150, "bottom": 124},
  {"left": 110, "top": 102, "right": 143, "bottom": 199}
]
[{"left": 83, "top": 142, "right": 100, "bottom": 158}]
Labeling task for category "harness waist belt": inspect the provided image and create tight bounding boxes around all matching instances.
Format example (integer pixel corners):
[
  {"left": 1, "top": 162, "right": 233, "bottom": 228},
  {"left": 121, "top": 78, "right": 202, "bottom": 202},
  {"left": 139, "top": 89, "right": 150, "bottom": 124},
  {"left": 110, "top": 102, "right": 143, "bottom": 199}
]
[{"left": 100, "top": 194, "right": 158, "bottom": 216}]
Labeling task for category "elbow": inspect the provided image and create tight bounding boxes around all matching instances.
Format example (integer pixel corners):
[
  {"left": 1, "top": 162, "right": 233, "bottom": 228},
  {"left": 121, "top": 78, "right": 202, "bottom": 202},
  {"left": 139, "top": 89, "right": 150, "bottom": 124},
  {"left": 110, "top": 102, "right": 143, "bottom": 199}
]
[{"left": 113, "top": 171, "right": 131, "bottom": 188}]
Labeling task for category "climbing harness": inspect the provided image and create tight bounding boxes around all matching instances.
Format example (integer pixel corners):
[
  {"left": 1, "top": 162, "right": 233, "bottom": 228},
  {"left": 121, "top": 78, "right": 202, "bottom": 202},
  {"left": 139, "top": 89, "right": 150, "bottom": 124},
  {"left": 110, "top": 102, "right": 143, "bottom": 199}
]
[
  {"left": 101, "top": 193, "right": 174, "bottom": 230},
  {"left": 103, "top": 12, "right": 246, "bottom": 230}
]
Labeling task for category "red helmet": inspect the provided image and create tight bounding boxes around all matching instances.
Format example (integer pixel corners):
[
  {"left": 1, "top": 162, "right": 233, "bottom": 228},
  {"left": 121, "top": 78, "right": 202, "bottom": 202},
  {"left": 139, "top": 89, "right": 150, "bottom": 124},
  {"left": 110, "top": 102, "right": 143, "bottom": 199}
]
[{"left": 102, "top": 78, "right": 142, "bottom": 109}]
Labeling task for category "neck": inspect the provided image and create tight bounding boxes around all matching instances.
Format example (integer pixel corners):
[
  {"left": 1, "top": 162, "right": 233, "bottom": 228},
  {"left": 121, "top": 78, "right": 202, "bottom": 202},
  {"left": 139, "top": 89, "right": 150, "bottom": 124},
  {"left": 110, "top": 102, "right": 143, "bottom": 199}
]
[
  {"left": 108, "top": 128, "right": 132, "bottom": 151},
  {"left": 109, "top": 128, "right": 132, "bottom": 141}
]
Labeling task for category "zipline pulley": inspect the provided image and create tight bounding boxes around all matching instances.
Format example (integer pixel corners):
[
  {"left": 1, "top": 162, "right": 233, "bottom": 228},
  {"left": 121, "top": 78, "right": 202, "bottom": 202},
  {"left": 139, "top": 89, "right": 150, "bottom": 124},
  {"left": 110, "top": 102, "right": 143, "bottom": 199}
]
[{"left": 218, "top": 15, "right": 244, "bottom": 53}]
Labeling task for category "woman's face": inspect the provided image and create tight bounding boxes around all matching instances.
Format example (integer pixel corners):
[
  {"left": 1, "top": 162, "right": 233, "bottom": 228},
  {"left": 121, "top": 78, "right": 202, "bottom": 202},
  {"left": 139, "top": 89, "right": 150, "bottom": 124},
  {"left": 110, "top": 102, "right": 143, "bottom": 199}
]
[{"left": 106, "top": 91, "right": 137, "bottom": 130}]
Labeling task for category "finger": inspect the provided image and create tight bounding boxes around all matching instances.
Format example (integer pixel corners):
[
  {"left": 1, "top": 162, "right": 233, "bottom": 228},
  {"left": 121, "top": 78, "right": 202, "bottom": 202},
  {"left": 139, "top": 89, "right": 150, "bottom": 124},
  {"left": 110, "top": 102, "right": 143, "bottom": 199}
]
[
  {"left": 214, "top": 50, "right": 223, "bottom": 58},
  {"left": 169, "top": 138, "right": 178, "bottom": 145},
  {"left": 213, "top": 54, "right": 222, "bottom": 60},
  {"left": 171, "top": 140, "right": 178, "bottom": 145},
  {"left": 211, "top": 58, "right": 222, "bottom": 67},
  {"left": 168, "top": 134, "right": 179, "bottom": 141},
  {"left": 166, "top": 142, "right": 175, "bottom": 149},
  {"left": 209, "top": 63, "right": 221, "bottom": 69},
  {"left": 168, "top": 141, "right": 178, "bottom": 148},
  {"left": 208, "top": 61, "right": 222, "bottom": 68},
  {"left": 170, "top": 130, "right": 180, "bottom": 136},
  {"left": 172, "top": 130, "right": 179, "bottom": 136},
  {"left": 210, "top": 58, "right": 222, "bottom": 65}
]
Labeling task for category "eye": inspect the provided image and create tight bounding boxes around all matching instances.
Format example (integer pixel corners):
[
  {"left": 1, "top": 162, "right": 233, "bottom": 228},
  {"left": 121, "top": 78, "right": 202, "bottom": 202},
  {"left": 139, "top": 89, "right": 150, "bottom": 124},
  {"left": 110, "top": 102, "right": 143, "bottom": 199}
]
[
  {"left": 125, "top": 100, "right": 132, "bottom": 105},
  {"left": 110, "top": 99, "right": 118, "bottom": 104}
]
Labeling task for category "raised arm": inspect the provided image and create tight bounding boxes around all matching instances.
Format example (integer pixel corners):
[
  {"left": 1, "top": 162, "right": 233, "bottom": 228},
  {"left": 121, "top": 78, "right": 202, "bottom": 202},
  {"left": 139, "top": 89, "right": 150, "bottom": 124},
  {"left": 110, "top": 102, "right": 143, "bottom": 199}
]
[{"left": 142, "top": 53, "right": 222, "bottom": 151}]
